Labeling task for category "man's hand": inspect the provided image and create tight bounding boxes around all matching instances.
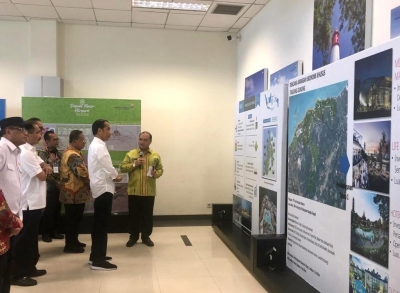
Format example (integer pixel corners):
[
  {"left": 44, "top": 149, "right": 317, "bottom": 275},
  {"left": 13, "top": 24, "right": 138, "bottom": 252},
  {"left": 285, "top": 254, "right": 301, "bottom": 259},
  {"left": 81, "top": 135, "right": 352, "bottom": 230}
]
[
  {"left": 151, "top": 170, "right": 157, "bottom": 177},
  {"left": 42, "top": 165, "right": 53, "bottom": 175},
  {"left": 113, "top": 175, "right": 123, "bottom": 182},
  {"left": 10, "top": 217, "right": 23, "bottom": 236},
  {"left": 136, "top": 158, "right": 145, "bottom": 166}
]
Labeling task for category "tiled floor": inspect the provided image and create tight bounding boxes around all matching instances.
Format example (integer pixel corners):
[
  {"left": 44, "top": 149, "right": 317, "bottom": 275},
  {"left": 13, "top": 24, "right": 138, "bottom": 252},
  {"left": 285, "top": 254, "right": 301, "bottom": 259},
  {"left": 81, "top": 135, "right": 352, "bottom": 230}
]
[{"left": 11, "top": 226, "right": 267, "bottom": 293}]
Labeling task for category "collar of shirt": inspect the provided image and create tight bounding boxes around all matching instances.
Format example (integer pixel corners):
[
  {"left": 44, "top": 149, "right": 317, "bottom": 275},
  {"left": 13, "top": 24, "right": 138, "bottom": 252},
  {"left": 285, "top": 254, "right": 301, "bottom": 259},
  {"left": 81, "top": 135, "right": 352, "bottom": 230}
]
[
  {"left": 66, "top": 144, "right": 82, "bottom": 155},
  {"left": 21, "top": 142, "right": 36, "bottom": 152},
  {"left": 93, "top": 137, "right": 106, "bottom": 146},
  {"left": 1, "top": 137, "right": 21, "bottom": 154},
  {"left": 46, "top": 147, "right": 60, "bottom": 155},
  {"left": 137, "top": 148, "right": 153, "bottom": 154}
]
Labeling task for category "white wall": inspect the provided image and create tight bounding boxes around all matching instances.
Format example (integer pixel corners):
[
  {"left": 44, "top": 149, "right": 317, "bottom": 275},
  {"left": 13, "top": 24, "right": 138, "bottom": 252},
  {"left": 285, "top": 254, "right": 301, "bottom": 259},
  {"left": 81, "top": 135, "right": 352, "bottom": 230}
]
[
  {"left": 237, "top": 0, "right": 314, "bottom": 102},
  {"left": 372, "top": 0, "right": 400, "bottom": 46},
  {"left": 0, "top": 21, "right": 29, "bottom": 115},
  {"left": 0, "top": 21, "right": 237, "bottom": 215}
]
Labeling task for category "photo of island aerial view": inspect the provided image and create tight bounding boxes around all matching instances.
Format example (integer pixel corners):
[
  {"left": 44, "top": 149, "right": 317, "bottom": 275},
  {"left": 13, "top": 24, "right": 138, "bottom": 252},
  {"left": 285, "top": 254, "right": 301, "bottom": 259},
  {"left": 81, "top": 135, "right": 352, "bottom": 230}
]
[
  {"left": 288, "top": 81, "right": 348, "bottom": 210},
  {"left": 352, "top": 121, "right": 390, "bottom": 194},
  {"left": 262, "top": 126, "right": 277, "bottom": 181},
  {"left": 259, "top": 187, "right": 277, "bottom": 234}
]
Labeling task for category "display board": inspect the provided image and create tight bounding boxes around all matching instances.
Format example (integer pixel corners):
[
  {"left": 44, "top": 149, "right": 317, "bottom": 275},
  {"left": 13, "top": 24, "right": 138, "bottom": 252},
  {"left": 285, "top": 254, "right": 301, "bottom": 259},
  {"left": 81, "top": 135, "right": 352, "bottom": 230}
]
[
  {"left": 391, "top": 6, "right": 400, "bottom": 39},
  {"left": 312, "top": 0, "right": 371, "bottom": 70},
  {"left": 234, "top": 84, "right": 287, "bottom": 235},
  {"left": 22, "top": 97, "right": 141, "bottom": 213},
  {"left": 270, "top": 61, "right": 303, "bottom": 88},
  {"left": 0, "top": 99, "right": 5, "bottom": 119},
  {"left": 244, "top": 69, "right": 268, "bottom": 100},
  {"left": 287, "top": 37, "right": 399, "bottom": 293}
]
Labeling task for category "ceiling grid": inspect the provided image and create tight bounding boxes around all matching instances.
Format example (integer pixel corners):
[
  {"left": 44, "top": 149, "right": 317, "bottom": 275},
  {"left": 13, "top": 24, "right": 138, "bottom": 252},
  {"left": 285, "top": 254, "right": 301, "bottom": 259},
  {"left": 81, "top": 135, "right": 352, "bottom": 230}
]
[{"left": 0, "top": 0, "right": 270, "bottom": 32}]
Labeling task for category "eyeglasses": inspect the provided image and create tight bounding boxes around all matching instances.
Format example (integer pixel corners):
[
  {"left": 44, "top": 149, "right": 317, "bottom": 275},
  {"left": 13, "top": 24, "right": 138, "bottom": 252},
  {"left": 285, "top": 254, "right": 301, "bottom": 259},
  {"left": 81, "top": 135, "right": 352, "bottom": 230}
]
[{"left": 10, "top": 127, "right": 28, "bottom": 134}]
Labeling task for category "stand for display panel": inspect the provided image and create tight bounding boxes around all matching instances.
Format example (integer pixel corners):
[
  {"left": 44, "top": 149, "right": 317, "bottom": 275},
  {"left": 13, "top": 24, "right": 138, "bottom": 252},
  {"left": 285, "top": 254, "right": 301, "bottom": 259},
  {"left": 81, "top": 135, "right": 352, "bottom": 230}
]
[{"left": 212, "top": 204, "right": 318, "bottom": 293}]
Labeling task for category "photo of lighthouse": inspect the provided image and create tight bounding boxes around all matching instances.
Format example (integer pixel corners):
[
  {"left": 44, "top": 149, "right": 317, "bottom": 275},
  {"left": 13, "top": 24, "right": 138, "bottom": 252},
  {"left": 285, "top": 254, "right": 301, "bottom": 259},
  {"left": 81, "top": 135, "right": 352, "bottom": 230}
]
[{"left": 312, "top": 0, "right": 370, "bottom": 70}]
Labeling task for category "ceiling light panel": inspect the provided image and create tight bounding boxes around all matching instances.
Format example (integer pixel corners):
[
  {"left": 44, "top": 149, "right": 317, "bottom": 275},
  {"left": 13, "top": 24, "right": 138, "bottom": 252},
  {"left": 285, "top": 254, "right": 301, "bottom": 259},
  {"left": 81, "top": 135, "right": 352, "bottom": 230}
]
[{"left": 133, "top": 0, "right": 210, "bottom": 12}]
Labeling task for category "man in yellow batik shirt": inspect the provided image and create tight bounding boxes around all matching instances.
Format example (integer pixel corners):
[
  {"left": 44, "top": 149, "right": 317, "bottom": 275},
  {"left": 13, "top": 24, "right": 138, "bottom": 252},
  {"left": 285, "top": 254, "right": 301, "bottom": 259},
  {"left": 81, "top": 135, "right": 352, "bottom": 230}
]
[{"left": 120, "top": 131, "right": 163, "bottom": 247}]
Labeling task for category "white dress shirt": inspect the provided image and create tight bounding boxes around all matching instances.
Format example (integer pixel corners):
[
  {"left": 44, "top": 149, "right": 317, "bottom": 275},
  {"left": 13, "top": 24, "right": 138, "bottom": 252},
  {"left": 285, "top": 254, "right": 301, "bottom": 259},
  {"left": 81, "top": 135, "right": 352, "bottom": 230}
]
[
  {"left": 0, "top": 137, "right": 23, "bottom": 218},
  {"left": 88, "top": 137, "right": 118, "bottom": 198},
  {"left": 20, "top": 143, "right": 46, "bottom": 210}
]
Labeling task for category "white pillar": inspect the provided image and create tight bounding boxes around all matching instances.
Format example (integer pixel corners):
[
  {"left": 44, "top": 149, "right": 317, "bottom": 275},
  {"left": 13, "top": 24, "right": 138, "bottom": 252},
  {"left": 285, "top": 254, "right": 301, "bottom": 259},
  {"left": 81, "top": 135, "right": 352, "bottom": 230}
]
[{"left": 29, "top": 19, "right": 58, "bottom": 76}]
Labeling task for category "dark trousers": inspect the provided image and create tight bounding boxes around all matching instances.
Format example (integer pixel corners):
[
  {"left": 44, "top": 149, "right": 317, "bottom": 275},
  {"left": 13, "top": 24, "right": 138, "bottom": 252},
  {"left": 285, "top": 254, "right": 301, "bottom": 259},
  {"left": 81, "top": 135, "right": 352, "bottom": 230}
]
[
  {"left": 90, "top": 192, "right": 112, "bottom": 263},
  {"left": 64, "top": 203, "right": 85, "bottom": 248},
  {"left": 42, "top": 186, "right": 61, "bottom": 236},
  {"left": 128, "top": 195, "right": 155, "bottom": 240},
  {"left": 14, "top": 209, "right": 42, "bottom": 277},
  {"left": 0, "top": 253, "right": 11, "bottom": 293}
]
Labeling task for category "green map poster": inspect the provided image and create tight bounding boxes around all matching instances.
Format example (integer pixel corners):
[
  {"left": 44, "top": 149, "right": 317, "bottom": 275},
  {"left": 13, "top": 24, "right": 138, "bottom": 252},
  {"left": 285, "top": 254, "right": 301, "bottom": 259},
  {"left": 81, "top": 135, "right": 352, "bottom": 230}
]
[{"left": 22, "top": 97, "right": 141, "bottom": 213}]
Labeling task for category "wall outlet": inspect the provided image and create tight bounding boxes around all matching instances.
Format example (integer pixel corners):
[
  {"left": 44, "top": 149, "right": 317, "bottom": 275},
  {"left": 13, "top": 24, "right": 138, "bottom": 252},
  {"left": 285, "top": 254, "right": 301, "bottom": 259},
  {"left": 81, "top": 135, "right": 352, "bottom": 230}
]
[{"left": 207, "top": 203, "right": 212, "bottom": 208}]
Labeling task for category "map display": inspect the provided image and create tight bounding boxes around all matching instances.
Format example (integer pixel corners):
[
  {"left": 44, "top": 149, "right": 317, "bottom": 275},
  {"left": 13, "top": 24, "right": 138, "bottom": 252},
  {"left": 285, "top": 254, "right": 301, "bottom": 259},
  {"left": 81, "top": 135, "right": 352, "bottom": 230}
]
[
  {"left": 234, "top": 84, "right": 287, "bottom": 235},
  {"left": 287, "top": 36, "right": 400, "bottom": 293},
  {"left": 262, "top": 125, "right": 277, "bottom": 181},
  {"left": 288, "top": 81, "right": 348, "bottom": 210}
]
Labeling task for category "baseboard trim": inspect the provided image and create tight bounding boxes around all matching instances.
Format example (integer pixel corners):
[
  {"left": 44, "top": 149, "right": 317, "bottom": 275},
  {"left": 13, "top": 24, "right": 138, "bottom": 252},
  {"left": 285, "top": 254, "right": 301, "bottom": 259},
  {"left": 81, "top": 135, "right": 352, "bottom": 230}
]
[{"left": 49, "top": 214, "right": 212, "bottom": 234}]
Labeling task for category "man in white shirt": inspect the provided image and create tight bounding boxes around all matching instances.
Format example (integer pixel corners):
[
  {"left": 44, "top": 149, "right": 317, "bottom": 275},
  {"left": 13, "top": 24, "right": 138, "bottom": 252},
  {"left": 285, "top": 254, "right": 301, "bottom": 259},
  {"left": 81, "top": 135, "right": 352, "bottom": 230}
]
[
  {"left": 0, "top": 117, "right": 27, "bottom": 220},
  {"left": 88, "top": 119, "right": 122, "bottom": 271},
  {"left": 0, "top": 117, "right": 27, "bottom": 288},
  {"left": 12, "top": 122, "right": 52, "bottom": 286}
]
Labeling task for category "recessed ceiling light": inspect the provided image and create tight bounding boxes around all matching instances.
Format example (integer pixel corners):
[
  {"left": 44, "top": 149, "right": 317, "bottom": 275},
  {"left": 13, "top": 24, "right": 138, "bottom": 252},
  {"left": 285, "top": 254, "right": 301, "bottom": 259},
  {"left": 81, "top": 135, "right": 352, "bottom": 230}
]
[{"left": 132, "top": 0, "right": 210, "bottom": 11}]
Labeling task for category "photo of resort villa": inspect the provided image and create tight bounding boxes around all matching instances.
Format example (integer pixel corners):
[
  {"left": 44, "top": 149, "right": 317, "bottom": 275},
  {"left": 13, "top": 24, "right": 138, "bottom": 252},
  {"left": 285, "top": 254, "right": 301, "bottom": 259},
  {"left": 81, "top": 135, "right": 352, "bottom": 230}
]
[
  {"left": 233, "top": 194, "right": 252, "bottom": 234},
  {"left": 350, "top": 191, "right": 389, "bottom": 268},
  {"left": 353, "top": 49, "right": 392, "bottom": 120},
  {"left": 349, "top": 254, "right": 388, "bottom": 293},
  {"left": 352, "top": 121, "right": 391, "bottom": 194}
]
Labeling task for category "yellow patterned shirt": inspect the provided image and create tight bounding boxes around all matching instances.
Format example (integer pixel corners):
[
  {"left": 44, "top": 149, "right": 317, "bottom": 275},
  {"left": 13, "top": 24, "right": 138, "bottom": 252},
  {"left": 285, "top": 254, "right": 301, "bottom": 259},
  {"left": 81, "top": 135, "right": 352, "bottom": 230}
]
[{"left": 120, "top": 149, "right": 163, "bottom": 196}]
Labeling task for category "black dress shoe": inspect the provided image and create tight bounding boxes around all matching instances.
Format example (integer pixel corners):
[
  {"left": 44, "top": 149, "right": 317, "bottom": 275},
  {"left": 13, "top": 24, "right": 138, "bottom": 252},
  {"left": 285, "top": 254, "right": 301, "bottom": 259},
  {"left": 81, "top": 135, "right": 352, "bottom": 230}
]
[
  {"left": 11, "top": 277, "right": 37, "bottom": 286},
  {"left": 77, "top": 241, "right": 86, "bottom": 248},
  {"left": 64, "top": 246, "right": 85, "bottom": 253},
  {"left": 51, "top": 232, "right": 64, "bottom": 239},
  {"left": 42, "top": 234, "right": 52, "bottom": 243},
  {"left": 29, "top": 269, "right": 47, "bottom": 277},
  {"left": 126, "top": 238, "right": 138, "bottom": 247},
  {"left": 88, "top": 256, "right": 112, "bottom": 265},
  {"left": 142, "top": 238, "right": 154, "bottom": 247}
]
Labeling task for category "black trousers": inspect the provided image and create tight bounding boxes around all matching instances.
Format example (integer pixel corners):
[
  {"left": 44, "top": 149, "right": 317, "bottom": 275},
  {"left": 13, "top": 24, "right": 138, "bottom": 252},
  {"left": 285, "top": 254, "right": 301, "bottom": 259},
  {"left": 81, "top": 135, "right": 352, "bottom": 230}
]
[
  {"left": 128, "top": 195, "right": 155, "bottom": 240},
  {"left": 42, "top": 186, "right": 62, "bottom": 236},
  {"left": 0, "top": 253, "right": 11, "bottom": 293},
  {"left": 64, "top": 203, "right": 85, "bottom": 248},
  {"left": 14, "top": 209, "right": 42, "bottom": 277},
  {"left": 90, "top": 192, "right": 112, "bottom": 263}
]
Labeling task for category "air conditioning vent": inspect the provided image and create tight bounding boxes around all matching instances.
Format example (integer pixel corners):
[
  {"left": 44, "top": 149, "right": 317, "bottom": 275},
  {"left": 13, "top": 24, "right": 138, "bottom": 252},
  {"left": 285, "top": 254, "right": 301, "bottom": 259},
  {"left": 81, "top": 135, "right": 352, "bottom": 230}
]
[{"left": 212, "top": 4, "right": 244, "bottom": 15}]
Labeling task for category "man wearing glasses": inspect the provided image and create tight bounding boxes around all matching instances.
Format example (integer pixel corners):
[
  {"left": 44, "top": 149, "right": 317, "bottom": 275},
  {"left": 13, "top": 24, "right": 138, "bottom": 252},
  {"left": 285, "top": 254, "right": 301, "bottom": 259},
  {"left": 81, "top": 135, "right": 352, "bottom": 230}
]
[{"left": 0, "top": 117, "right": 32, "bottom": 287}]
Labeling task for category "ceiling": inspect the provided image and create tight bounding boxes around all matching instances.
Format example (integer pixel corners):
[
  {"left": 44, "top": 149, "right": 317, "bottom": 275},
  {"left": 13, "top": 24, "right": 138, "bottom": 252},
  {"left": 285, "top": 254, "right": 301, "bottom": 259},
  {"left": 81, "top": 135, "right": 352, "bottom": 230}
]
[{"left": 0, "top": 0, "right": 270, "bottom": 32}]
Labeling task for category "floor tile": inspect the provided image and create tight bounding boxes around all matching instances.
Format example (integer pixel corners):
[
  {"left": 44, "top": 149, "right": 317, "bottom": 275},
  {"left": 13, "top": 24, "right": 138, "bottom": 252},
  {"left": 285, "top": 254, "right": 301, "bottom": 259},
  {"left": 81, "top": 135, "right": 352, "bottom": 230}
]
[
  {"left": 202, "top": 258, "right": 251, "bottom": 277},
  {"left": 155, "top": 259, "right": 211, "bottom": 279},
  {"left": 158, "top": 277, "right": 221, "bottom": 293},
  {"left": 213, "top": 275, "right": 267, "bottom": 293},
  {"left": 10, "top": 227, "right": 266, "bottom": 293}
]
